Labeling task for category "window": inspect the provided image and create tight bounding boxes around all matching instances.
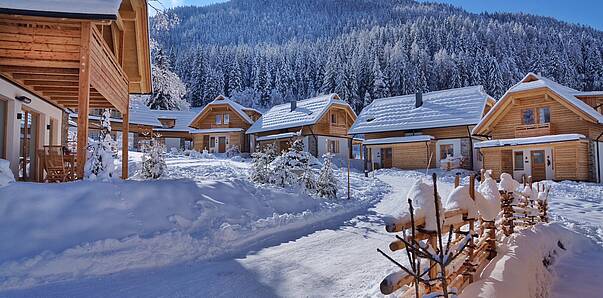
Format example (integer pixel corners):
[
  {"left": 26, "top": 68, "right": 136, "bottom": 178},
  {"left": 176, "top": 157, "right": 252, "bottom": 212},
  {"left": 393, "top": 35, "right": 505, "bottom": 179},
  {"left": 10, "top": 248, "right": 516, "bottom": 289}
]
[
  {"left": 328, "top": 140, "right": 340, "bottom": 154},
  {"left": 514, "top": 151, "right": 524, "bottom": 170},
  {"left": 538, "top": 107, "right": 550, "bottom": 124},
  {"left": 209, "top": 137, "right": 215, "bottom": 148},
  {"left": 215, "top": 114, "right": 222, "bottom": 125},
  {"left": 224, "top": 113, "right": 230, "bottom": 124},
  {"left": 331, "top": 113, "right": 337, "bottom": 124},
  {"left": 522, "top": 109, "right": 536, "bottom": 125},
  {"left": 440, "top": 144, "right": 454, "bottom": 160}
]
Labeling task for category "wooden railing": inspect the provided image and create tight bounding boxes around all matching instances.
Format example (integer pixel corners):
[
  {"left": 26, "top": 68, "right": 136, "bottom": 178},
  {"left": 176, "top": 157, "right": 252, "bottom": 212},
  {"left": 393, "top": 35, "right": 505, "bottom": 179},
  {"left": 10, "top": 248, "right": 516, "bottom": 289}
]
[
  {"left": 378, "top": 172, "right": 549, "bottom": 297},
  {"left": 514, "top": 123, "right": 552, "bottom": 138},
  {"left": 89, "top": 26, "right": 129, "bottom": 113}
]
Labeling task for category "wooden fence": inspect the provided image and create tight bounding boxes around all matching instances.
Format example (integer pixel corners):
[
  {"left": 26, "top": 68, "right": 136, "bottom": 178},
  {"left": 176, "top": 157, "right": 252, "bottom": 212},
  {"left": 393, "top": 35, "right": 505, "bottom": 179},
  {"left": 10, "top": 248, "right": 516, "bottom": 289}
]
[{"left": 378, "top": 171, "right": 549, "bottom": 297}]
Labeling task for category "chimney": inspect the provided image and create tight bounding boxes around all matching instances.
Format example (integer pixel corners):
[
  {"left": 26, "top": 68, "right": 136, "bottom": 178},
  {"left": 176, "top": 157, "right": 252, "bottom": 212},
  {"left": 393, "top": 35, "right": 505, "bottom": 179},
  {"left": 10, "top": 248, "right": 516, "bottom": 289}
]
[
  {"left": 290, "top": 100, "right": 297, "bottom": 112},
  {"left": 415, "top": 92, "right": 423, "bottom": 108}
]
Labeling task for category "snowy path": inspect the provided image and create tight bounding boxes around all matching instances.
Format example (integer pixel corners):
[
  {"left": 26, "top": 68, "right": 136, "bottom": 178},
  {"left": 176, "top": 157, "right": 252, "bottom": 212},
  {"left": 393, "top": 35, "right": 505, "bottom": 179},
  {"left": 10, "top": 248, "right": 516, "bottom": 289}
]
[{"left": 0, "top": 172, "right": 440, "bottom": 297}]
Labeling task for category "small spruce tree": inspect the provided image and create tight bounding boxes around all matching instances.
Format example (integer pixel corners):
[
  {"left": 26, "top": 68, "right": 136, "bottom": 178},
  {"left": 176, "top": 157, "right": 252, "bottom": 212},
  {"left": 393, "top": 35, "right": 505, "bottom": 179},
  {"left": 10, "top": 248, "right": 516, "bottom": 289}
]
[
  {"left": 250, "top": 146, "right": 271, "bottom": 184},
  {"left": 317, "top": 153, "right": 338, "bottom": 199},
  {"left": 84, "top": 109, "right": 116, "bottom": 180},
  {"left": 141, "top": 134, "right": 167, "bottom": 179}
]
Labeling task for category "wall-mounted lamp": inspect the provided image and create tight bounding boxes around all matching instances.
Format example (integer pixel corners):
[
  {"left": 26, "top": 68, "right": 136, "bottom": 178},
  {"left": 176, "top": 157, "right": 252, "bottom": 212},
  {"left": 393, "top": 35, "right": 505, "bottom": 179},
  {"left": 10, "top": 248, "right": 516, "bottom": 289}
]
[
  {"left": 15, "top": 95, "right": 32, "bottom": 104},
  {"left": 17, "top": 113, "right": 22, "bottom": 120},
  {"left": 47, "top": 124, "right": 51, "bottom": 130}
]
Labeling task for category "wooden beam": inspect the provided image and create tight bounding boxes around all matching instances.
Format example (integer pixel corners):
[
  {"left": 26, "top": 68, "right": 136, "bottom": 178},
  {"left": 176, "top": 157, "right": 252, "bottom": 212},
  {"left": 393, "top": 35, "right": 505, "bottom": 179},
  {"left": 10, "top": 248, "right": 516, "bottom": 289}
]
[
  {"left": 122, "top": 109, "right": 129, "bottom": 179},
  {"left": 12, "top": 73, "right": 79, "bottom": 81},
  {"left": 76, "top": 22, "right": 92, "bottom": 179},
  {"left": 0, "top": 58, "right": 80, "bottom": 68},
  {"left": 24, "top": 80, "right": 79, "bottom": 87},
  {"left": 0, "top": 66, "right": 79, "bottom": 75}
]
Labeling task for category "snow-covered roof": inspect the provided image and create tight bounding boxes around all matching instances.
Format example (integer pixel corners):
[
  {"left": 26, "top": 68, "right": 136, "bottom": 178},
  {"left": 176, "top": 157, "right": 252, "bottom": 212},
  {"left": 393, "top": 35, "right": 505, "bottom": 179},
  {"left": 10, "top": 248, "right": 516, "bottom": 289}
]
[
  {"left": 0, "top": 0, "right": 122, "bottom": 19},
  {"left": 363, "top": 135, "right": 434, "bottom": 146},
  {"left": 474, "top": 134, "right": 586, "bottom": 148},
  {"left": 256, "top": 132, "right": 300, "bottom": 141},
  {"left": 247, "top": 94, "right": 353, "bottom": 134},
  {"left": 349, "top": 86, "right": 490, "bottom": 135},
  {"left": 190, "top": 128, "right": 243, "bottom": 134},
  {"left": 189, "top": 96, "right": 256, "bottom": 127},
  {"left": 474, "top": 73, "right": 603, "bottom": 135}
]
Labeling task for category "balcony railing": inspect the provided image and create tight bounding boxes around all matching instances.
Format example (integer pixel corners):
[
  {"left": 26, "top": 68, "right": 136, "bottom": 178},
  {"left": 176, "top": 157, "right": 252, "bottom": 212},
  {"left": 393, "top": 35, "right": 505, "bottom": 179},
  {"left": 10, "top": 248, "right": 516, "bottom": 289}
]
[{"left": 515, "top": 123, "right": 552, "bottom": 138}]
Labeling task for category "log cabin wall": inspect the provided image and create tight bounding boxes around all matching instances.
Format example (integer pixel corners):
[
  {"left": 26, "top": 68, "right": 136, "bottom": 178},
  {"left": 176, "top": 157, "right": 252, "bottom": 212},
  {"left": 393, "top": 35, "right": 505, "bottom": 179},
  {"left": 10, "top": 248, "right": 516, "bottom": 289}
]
[{"left": 479, "top": 140, "right": 591, "bottom": 181}]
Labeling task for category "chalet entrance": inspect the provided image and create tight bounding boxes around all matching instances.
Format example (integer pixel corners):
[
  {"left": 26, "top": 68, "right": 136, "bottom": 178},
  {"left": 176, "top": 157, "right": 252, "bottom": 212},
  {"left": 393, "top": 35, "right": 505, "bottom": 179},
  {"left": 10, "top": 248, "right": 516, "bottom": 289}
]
[
  {"left": 19, "top": 109, "right": 39, "bottom": 181},
  {"left": 218, "top": 137, "right": 227, "bottom": 153},
  {"left": 530, "top": 150, "right": 546, "bottom": 181},
  {"left": 381, "top": 147, "right": 393, "bottom": 168}
]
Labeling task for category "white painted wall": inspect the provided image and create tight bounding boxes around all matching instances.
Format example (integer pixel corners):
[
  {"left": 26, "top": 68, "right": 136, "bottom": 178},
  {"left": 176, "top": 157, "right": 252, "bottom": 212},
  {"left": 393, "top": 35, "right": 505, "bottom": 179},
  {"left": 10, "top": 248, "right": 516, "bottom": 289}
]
[
  {"left": 435, "top": 139, "right": 462, "bottom": 166},
  {"left": 317, "top": 136, "right": 349, "bottom": 160},
  {"left": 1, "top": 77, "right": 63, "bottom": 177}
]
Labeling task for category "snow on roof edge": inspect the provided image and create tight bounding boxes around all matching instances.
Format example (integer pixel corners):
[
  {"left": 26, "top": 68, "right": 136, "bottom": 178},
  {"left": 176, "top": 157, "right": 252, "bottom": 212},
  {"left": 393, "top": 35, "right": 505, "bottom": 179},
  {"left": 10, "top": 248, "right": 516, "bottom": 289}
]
[
  {"left": 474, "top": 134, "right": 586, "bottom": 148},
  {"left": 363, "top": 135, "right": 434, "bottom": 145}
]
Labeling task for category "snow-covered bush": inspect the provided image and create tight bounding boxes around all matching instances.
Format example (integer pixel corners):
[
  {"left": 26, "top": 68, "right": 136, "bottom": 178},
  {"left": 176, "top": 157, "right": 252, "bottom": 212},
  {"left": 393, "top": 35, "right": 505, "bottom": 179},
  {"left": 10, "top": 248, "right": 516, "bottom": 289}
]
[
  {"left": 84, "top": 109, "right": 116, "bottom": 181},
  {"left": 282, "top": 139, "right": 311, "bottom": 171},
  {"left": 0, "top": 159, "right": 15, "bottom": 187},
  {"left": 270, "top": 155, "right": 296, "bottom": 187},
  {"left": 300, "top": 163, "right": 318, "bottom": 193},
  {"left": 250, "top": 149, "right": 271, "bottom": 184},
  {"left": 316, "top": 153, "right": 338, "bottom": 199},
  {"left": 140, "top": 137, "right": 167, "bottom": 179},
  {"left": 225, "top": 145, "right": 240, "bottom": 158}
]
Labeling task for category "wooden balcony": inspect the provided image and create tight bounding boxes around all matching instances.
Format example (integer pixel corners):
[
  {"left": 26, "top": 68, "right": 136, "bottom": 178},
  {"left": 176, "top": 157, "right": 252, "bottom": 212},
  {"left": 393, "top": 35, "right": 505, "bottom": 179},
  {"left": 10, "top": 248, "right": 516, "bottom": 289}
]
[{"left": 515, "top": 123, "right": 552, "bottom": 138}]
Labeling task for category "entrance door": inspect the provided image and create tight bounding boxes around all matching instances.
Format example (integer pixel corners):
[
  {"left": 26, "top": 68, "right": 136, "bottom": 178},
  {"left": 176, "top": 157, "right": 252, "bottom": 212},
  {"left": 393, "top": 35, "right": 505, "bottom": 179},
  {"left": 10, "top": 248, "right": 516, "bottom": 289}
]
[
  {"left": 19, "top": 110, "right": 38, "bottom": 181},
  {"left": 218, "top": 137, "right": 226, "bottom": 153},
  {"left": 381, "top": 147, "right": 392, "bottom": 168},
  {"left": 530, "top": 150, "right": 546, "bottom": 181}
]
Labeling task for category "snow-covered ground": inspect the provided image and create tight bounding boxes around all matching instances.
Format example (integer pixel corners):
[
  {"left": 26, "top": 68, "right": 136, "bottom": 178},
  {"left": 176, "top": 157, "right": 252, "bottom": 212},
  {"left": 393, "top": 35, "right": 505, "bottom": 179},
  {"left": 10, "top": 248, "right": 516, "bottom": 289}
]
[{"left": 0, "top": 158, "right": 602, "bottom": 297}]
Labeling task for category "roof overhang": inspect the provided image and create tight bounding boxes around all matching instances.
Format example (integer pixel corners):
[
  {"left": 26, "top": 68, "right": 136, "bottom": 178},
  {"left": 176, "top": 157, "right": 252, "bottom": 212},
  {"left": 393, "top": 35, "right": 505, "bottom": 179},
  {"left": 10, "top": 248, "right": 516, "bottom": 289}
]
[{"left": 363, "top": 135, "right": 434, "bottom": 146}]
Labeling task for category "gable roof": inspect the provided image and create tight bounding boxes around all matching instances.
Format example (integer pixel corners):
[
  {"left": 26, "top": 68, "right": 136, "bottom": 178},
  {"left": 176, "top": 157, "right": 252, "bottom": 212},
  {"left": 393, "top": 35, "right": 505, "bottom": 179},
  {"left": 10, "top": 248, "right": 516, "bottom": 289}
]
[
  {"left": 348, "top": 86, "right": 491, "bottom": 135},
  {"left": 189, "top": 96, "right": 256, "bottom": 127},
  {"left": 473, "top": 73, "right": 603, "bottom": 135},
  {"left": 246, "top": 93, "right": 355, "bottom": 134},
  {"left": 0, "top": 0, "right": 122, "bottom": 19}
]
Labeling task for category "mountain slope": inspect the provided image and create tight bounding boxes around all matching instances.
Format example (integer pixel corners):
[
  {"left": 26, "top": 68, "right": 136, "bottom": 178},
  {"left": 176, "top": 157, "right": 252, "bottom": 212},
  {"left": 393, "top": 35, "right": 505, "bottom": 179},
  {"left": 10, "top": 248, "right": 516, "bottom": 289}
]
[{"left": 153, "top": 0, "right": 603, "bottom": 111}]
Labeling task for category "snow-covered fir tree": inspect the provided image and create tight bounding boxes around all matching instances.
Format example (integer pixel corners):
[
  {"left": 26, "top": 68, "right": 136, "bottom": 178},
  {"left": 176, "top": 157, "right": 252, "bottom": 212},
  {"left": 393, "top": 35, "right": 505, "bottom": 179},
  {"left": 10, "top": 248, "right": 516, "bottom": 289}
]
[
  {"left": 269, "top": 155, "right": 295, "bottom": 187},
  {"left": 316, "top": 153, "right": 338, "bottom": 199},
  {"left": 281, "top": 139, "right": 311, "bottom": 171},
  {"left": 300, "top": 163, "right": 317, "bottom": 193},
  {"left": 147, "top": 47, "right": 188, "bottom": 110},
  {"left": 250, "top": 144, "right": 278, "bottom": 184},
  {"left": 153, "top": 0, "right": 603, "bottom": 110},
  {"left": 84, "top": 109, "right": 116, "bottom": 181},
  {"left": 140, "top": 135, "right": 167, "bottom": 179}
]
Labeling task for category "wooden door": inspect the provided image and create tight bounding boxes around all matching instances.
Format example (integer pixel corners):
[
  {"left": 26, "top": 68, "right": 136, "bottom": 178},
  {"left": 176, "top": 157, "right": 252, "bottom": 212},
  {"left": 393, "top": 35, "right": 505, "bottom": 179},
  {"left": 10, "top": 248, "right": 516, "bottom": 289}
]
[
  {"left": 530, "top": 150, "right": 546, "bottom": 181},
  {"left": 218, "top": 137, "right": 226, "bottom": 153},
  {"left": 381, "top": 147, "right": 392, "bottom": 168}
]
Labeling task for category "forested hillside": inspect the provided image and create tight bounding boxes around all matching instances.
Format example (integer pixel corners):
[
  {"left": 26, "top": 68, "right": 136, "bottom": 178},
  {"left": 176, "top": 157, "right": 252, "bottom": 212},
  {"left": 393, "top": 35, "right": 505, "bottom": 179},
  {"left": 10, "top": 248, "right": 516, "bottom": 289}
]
[{"left": 152, "top": 0, "right": 603, "bottom": 112}]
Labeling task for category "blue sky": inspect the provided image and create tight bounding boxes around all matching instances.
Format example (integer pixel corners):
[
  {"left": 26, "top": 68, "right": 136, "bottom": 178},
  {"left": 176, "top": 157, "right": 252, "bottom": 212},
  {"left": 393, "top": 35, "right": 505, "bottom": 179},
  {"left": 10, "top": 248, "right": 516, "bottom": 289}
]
[{"left": 160, "top": 0, "right": 603, "bottom": 31}]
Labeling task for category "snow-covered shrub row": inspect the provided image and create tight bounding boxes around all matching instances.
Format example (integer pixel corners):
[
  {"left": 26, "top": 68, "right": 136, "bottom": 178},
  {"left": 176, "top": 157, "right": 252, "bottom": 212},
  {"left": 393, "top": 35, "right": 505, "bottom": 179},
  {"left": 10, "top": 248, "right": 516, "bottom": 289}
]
[{"left": 250, "top": 139, "right": 339, "bottom": 199}]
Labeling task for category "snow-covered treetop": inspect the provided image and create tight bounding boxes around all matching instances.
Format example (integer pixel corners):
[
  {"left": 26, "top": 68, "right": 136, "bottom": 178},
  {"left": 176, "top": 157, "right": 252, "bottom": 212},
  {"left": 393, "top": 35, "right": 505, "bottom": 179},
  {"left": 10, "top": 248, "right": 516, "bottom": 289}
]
[
  {"left": 349, "top": 86, "right": 491, "bottom": 134},
  {"left": 246, "top": 93, "right": 354, "bottom": 134}
]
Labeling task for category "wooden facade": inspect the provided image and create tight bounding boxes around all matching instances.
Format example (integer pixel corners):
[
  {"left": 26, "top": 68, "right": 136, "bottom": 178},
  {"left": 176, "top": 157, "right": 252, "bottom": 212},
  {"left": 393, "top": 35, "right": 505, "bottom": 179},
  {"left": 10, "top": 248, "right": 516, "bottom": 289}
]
[
  {"left": 473, "top": 73, "right": 603, "bottom": 182},
  {"left": 0, "top": 0, "right": 152, "bottom": 179},
  {"left": 189, "top": 97, "right": 260, "bottom": 153}
]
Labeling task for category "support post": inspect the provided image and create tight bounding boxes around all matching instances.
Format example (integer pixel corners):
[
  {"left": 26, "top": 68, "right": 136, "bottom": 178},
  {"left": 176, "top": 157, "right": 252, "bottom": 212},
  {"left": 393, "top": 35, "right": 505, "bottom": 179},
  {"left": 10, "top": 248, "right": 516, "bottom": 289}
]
[
  {"left": 122, "top": 110, "right": 129, "bottom": 179},
  {"left": 76, "top": 22, "right": 92, "bottom": 180},
  {"left": 347, "top": 156, "right": 351, "bottom": 200},
  {"left": 363, "top": 145, "right": 369, "bottom": 177}
]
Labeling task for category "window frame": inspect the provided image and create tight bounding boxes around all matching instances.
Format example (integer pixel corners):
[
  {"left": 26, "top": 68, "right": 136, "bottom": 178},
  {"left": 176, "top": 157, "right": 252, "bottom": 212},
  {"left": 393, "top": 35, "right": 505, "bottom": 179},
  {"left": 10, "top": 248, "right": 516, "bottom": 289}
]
[
  {"left": 327, "top": 139, "right": 340, "bottom": 154},
  {"left": 521, "top": 108, "right": 536, "bottom": 125},
  {"left": 215, "top": 114, "right": 223, "bottom": 125},
  {"left": 514, "top": 151, "right": 524, "bottom": 171},
  {"left": 439, "top": 144, "right": 454, "bottom": 160},
  {"left": 209, "top": 136, "right": 215, "bottom": 148},
  {"left": 538, "top": 106, "right": 550, "bottom": 124},
  {"left": 331, "top": 112, "right": 337, "bottom": 124},
  {"left": 224, "top": 113, "right": 230, "bottom": 125}
]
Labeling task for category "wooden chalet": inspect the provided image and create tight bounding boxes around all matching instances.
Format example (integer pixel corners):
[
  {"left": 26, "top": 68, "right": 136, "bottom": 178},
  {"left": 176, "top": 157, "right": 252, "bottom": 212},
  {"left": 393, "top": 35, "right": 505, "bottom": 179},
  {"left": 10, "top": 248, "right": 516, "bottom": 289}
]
[
  {"left": 349, "top": 86, "right": 495, "bottom": 171},
  {"left": 0, "top": 0, "right": 152, "bottom": 180},
  {"left": 246, "top": 93, "right": 357, "bottom": 160},
  {"left": 188, "top": 95, "right": 261, "bottom": 153},
  {"left": 473, "top": 73, "right": 603, "bottom": 182}
]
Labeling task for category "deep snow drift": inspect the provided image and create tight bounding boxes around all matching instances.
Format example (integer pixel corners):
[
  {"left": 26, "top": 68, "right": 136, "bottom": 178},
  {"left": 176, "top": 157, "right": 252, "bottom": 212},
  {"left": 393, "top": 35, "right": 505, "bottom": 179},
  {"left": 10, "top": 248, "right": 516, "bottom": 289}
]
[{"left": 0, "top": 154, "right": 386, "bottom": 290}]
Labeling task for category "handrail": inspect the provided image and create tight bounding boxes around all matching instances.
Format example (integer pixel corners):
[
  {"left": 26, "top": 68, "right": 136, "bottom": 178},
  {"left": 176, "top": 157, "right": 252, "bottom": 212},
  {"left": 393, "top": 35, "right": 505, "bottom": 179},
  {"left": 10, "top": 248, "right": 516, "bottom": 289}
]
[{"left": 90, "top": 26, "right": 129, "bottom": 84}]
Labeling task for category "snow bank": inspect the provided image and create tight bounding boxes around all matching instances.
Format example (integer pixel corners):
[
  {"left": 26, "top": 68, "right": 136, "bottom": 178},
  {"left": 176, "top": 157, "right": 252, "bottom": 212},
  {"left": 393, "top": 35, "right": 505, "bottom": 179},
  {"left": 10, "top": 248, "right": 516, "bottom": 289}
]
[
  {"left": 444, "top": 185, "right": 478, "bottom": 219},
  {"left": 407, "top": 179, "right": 442, "bottom": 231},
  {"left": 0, "top": 159, "right": 15, "bottom": 187},
  {"left": 499, "top": 172, "right": 520, "bottom": 193},
  {"left": 0, "top": 156, "right": 386, "bottom": 290},
  {"left": 477, "top": 174, "right": 501, "bottom": 221},
  {"left": 461, "top": 223, "right": 601, "bottom": 298}
]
